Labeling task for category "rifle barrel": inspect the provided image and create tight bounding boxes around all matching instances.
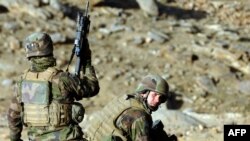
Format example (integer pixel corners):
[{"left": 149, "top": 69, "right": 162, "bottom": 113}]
[{"left": 85, "top": 1, "right": 89, "bottom": 17}]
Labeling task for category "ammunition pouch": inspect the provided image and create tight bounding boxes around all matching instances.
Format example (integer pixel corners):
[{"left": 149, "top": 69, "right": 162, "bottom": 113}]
[
  {"left": 23, "top": 103, "right": 50, "bottom": 126},
  {"left": 49, "top": 102, "right": 72, "bottom": 126},
  {"left": 71, "top": 102, "right": 85, "bottom": 123},
  {"left": 23, "top": 101, "right": 72, "bottom": 127}
]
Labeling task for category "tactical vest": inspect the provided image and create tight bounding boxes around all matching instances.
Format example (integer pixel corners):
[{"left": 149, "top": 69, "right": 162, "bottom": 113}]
[
  {"left": 19, "top": 67, "right": 71, "bottom": 127},
  {"left": 85, "top": 95, "right": 147, "bottom": 141}
]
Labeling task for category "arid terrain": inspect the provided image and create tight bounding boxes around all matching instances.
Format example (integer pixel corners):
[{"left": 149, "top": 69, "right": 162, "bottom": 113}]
[{"left": 0, "top": 0, "right": 249, "bottom": 140}]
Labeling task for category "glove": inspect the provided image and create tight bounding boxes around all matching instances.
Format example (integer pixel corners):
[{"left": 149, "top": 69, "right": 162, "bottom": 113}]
[
  {"left": 10, "top": 137, "right": 23, "bottom": 141},
  {"left": 81, "top": 38, "right": 92, "bottom": 68},
  {"left": 168, "top": 134, "right": 177, "bottom": 141},
  {"left": 81, "top": 38, "right": 91, "bottom": 61}
]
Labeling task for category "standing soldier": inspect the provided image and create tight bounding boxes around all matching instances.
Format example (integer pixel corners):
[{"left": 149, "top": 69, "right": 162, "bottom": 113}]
[
  {"left": 7, "top": 32, "right": 100, "bottom": 141},
  {"left": 84, "top": 74, "right": 176, "bottom": 141}
]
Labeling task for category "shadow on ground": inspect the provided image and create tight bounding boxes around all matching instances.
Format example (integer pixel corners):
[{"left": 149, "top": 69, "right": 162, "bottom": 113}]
[{"left": 166, "top": 91, "right": 184, "bottom": 110}]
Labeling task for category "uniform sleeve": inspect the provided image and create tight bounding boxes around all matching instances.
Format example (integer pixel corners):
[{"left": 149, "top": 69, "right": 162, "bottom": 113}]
[
  {"left": 7, "top": 97, "right": 23, "bottom": 141},
  {"left": 58, "top": 66, "right": 99, "bottom": 101},
  {"left": 80, "top": 66, "right": 100, "bottom": 98},
  {"left": 116, "top": 109, "right": 153, "bottom": 141},
  {"left": 130, "top": 116, "right": 152, "bottom": 141}
]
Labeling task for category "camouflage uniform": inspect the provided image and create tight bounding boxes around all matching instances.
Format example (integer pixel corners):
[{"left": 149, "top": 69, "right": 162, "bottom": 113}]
[
  {"left": 7, "top": 32, "right": 100, "bottom": 141},
  {"left": 84, "top": 74, "right": 169, "bottom": 141},
  {"left": 114, "top": 95, "right": 153, "bottom": 141}
]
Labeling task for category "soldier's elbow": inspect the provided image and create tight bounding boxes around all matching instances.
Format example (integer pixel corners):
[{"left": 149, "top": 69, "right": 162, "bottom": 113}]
[{"left": 92, "top": 83, "right": 100, "bottom": 96}]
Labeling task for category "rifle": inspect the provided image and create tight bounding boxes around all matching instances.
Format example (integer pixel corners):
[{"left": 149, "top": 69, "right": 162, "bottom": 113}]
[
  {"left": 67, "top": 1, "right": 91, "bottom": 77},
  {"left": 152, "top": 120, "right": 178, "bottom": 141}
]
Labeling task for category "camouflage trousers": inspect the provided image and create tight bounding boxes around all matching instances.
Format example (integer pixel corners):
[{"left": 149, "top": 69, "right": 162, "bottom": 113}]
[{"left": 27, "top": 124, "right": 85, "bottom": 141}]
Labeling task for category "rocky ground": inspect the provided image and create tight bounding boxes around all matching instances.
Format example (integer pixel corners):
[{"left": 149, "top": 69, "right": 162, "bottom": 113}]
[{"left": 0, "top": 0, "right": 249, "bottom": 140}]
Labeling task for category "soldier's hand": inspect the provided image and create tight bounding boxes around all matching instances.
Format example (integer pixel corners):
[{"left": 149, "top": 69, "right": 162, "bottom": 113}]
[
  {"left": 169, "top": 134, "right": 177, "bottom": 141},
  {"left": 81, "top": 38, "right": 91, "bottom": 61}
]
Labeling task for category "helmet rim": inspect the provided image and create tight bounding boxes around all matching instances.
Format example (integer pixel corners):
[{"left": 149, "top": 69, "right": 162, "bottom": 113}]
[{"left": 136, "top": 74, "right": 169, "bottom": 97}]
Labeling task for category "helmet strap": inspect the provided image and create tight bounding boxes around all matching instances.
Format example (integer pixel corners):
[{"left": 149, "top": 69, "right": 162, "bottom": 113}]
[{"left": 141, "top": 90, "right": 153, "bottom": 113}]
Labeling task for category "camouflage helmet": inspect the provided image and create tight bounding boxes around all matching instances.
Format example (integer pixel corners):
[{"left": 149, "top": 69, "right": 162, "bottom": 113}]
[
  {"left": 136, "top": 74, "right": 169, "bottom": 97},
  {"left": 24, "top": 32, "right": 53, "bottom": 58}
]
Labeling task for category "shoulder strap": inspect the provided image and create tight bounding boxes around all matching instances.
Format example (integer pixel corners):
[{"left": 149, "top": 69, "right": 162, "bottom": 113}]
[{"left": 22, "top": 67, "right": 59, "bottom": 81}]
